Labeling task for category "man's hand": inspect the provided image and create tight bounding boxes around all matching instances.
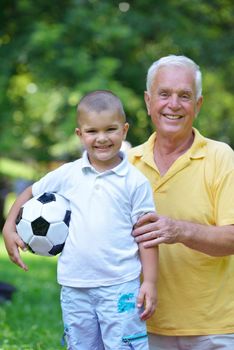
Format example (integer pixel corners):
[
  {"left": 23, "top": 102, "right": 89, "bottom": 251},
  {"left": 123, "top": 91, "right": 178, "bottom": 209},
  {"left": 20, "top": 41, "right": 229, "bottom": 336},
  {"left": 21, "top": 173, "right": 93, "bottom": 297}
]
[
  {"left": 133, "top": 212, "right": 182, "bottom": 248},
  {"left": 133, "top": 212, "right": 234, "bottom": 256}
]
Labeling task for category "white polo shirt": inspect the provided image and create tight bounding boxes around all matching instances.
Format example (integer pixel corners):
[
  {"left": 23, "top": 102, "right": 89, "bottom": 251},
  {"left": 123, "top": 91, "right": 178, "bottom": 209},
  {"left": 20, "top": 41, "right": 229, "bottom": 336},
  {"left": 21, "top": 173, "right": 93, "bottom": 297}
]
[{"left": 32, "top": 151, "right": 155, "bottom": 287}]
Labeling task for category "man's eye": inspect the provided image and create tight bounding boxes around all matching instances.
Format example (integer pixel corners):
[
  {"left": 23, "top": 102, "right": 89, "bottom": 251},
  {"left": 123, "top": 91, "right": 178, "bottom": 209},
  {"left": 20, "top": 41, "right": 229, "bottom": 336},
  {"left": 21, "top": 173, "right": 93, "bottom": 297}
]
[
  {"left": 159, "top": 92, "right": 169, "bottom": 98},
  {"left": 181, "top": 94, "right": 190, "bottom": 100}
]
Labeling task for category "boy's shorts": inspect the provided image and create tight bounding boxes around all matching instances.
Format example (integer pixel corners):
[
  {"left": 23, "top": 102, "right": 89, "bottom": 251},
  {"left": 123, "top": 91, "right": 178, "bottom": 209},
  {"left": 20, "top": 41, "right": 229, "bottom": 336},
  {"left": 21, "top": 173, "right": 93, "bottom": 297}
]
[{"left": 60, "top": 277, "right": 149, "bottom": 350}]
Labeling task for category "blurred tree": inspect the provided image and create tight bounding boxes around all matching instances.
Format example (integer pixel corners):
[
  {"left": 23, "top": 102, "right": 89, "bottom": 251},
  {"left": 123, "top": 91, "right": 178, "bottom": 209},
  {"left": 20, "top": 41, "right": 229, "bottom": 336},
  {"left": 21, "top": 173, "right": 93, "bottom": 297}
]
[{"left": 0, "top": 0, "right": 233, "bottom": 165}]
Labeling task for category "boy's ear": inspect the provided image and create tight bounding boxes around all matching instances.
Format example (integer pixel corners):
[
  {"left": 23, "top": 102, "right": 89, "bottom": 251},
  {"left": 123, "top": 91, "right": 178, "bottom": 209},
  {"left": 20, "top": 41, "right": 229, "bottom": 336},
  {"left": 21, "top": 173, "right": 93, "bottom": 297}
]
[
  {"left": 75, "top": 128, "right": 81, "bottom": 137},
  {"left": 123, "top": 123, "right": 129, "bottom": 140}
]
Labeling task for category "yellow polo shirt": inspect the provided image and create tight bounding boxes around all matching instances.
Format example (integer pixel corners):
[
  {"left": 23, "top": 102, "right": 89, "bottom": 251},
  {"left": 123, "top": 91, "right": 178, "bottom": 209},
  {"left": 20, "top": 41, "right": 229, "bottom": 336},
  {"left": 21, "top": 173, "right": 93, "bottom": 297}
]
[{"left": 128, "top": 128, "right": 234, "bottom": 335}]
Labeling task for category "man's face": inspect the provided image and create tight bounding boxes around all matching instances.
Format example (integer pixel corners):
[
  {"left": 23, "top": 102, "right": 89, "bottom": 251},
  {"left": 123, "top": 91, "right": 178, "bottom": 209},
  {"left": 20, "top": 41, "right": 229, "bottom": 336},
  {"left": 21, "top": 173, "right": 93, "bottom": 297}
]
[{"left": 144, "top": 65, "right": 203, "bottom": 140}]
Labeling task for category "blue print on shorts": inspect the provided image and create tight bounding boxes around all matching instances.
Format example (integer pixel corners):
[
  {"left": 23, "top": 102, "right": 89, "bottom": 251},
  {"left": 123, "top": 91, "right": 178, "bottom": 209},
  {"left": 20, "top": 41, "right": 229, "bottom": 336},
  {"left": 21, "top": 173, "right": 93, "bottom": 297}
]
[{"left": 118, "top": 293, "right": 135, "bottom": 313}]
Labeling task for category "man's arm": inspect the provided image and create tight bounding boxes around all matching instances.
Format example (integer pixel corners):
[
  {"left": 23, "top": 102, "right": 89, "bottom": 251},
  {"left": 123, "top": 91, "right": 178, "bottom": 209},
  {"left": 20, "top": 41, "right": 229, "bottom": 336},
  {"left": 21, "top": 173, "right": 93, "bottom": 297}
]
[
  {"left": 2, "top": 185, "right": 33, "bottom": 271},
  {"left": 133, "top": 212, "right": 234, "bottom": 257},
  {"left": 137, "top": 242, "right": 158, "bottom": 320}
]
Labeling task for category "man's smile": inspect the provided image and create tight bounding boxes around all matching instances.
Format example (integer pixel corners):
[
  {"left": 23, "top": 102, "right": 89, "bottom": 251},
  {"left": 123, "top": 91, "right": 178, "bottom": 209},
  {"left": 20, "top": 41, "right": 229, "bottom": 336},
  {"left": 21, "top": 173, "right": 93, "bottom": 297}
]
[{"left": 163, "top": 114, "right": 183, "bottom": 120}]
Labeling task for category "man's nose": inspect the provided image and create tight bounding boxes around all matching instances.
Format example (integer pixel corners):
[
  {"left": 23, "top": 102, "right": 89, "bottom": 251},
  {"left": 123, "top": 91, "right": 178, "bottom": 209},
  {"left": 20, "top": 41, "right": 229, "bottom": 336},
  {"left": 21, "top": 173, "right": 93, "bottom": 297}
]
[{"left": 168, "top": 94, "right": 180, "bottom": 109}]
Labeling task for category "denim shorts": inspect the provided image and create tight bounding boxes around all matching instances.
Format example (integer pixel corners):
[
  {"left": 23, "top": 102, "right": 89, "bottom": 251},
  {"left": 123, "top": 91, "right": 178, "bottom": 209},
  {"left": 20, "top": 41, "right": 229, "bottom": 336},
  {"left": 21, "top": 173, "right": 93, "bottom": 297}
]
[
  {"left": 148, "top": 333, "right": 234, "bottom": 350},
  {"left": 60, "top": 277, "right": 149, "bottom": 350}
]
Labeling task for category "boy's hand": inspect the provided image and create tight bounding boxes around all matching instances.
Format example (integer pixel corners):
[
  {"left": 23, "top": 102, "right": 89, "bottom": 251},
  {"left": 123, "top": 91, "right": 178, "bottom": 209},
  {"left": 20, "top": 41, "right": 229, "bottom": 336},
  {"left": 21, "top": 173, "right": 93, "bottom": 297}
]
[
  {"left": 3, "top": 229, "right": 28, "bottom": 271},
  {"left": 137, "top": 281, "right": 157, "bottom": 321}
]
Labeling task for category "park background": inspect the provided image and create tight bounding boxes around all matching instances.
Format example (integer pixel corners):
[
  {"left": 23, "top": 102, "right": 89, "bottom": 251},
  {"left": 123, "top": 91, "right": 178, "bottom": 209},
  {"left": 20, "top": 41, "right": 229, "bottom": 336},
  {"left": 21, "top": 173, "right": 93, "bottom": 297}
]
[{"left": 0, "top": 0, "right": 233, "bottom": 349}]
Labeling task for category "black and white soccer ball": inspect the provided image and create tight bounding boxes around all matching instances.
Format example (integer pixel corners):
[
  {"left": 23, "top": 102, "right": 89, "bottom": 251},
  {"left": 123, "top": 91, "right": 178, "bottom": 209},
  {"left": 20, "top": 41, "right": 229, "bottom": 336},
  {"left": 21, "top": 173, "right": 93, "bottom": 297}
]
[{"left": 16, "top": 192, "right": 71, "bottom": 257}]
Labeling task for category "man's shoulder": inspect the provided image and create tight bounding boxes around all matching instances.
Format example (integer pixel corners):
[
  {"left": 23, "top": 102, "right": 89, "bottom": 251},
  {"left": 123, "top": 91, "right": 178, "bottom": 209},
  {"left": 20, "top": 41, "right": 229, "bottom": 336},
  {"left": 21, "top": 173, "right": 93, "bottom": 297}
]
[
  {"left": 203, "top": 137, "right": 234, "bottom": 175},
  {"left": 127, "top": 133, "right": 156, "bottom": 162},
  {"left": 127, "top": 144, "right": 144, "bottom": 162},
  {"left": 125, "top": 154, "right": 151, "bottom": 188},
  {"left": 205, "top": 137, "right": 234, "bottom": 158},
  {"left": 127, "top": 141, "right": 148, "bottom": 164},
  {"left": 195, "top": 128, "right": 233, "bottom": 158}
]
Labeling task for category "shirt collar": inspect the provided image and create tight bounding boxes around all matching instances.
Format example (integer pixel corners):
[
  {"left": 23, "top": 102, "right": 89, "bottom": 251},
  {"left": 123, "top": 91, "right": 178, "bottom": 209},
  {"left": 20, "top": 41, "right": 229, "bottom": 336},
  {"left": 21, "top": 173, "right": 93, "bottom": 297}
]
[
  {"left": 188, "top": 128, "right": 207, "bottom": 159},
  {"left": 133, "top": 127, "right": 207, "bottom": 162},
  {"left": 81, "top": 150, "right": 129, "bottom": 176}
]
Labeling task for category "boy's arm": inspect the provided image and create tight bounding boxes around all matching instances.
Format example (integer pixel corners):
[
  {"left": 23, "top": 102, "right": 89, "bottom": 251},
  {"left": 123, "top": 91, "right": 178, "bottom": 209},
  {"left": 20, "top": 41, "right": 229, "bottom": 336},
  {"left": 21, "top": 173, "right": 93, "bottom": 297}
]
[
  {"left": 137, "top": 241, "right": 158, "bottom": 320},
  {"left": 2, "top": 185, "right": 33, "bottom": 271}
]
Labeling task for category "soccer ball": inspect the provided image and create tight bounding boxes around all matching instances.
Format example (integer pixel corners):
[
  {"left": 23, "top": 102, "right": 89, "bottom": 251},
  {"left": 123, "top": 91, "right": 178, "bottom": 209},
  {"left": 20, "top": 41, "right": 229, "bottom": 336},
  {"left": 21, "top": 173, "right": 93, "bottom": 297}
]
[{"left": 16, "top": 192, "right": 71, "bottom": 257}]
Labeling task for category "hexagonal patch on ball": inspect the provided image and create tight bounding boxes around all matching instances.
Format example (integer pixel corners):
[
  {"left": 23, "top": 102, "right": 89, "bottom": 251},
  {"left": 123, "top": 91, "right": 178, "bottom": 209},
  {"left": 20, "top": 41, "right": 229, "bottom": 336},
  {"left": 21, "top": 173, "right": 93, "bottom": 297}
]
[
  {"left": 16, "top": 219, "right": 34, "bottom": 244},
  {"left": 31, "top": 217, "right": 50, "bottom": 236},
  {"left": 29, "top": 236, "right": 53, "bottom": 256},
  {"left": 47, "top": 222, "right": 69, "bottom": 245},
  {"left": 21, "top": 199, "right": 43, "bottom": 222}
]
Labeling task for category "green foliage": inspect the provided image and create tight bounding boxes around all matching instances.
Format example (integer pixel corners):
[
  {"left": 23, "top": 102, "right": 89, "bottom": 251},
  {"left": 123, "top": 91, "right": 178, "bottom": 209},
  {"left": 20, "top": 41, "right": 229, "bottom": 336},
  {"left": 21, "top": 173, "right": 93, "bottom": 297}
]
[
  {"left": 0, "top": 158, "right": 38, "bottom": 180},
  {"left": 195, "top": 69, "right": 234, "bottom": 145},
  {"left": 0, "top": 237, "right": 63, "bottom": 350},
  {"left": 0, "top": 0, "right": 233, "bottom": 164}
]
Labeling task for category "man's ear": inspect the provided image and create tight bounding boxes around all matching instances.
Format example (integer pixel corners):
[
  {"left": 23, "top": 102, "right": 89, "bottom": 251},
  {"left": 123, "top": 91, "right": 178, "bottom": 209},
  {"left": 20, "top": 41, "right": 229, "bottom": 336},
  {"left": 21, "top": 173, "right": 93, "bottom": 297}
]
[
  {"left": 144, "top": 91, "right": 151, "bottom": 115},
  {"left": 195, "top": 96, "right": 203, "bottom": 117}
]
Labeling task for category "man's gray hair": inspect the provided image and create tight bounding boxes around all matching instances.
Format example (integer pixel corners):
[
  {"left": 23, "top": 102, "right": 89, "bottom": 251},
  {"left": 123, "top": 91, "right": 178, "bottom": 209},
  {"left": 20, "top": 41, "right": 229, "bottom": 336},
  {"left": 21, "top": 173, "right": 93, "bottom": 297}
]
[{"left": 146, "top": 55, "right": 202, "bottom": 100}]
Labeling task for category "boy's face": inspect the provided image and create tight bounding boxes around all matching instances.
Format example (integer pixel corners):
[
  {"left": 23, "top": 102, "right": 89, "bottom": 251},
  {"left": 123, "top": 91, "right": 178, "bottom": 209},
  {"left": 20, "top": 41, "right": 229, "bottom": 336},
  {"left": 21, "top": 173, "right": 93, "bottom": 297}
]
[{"left": 76, "top": 109, "right": 129, "bottom": 172}]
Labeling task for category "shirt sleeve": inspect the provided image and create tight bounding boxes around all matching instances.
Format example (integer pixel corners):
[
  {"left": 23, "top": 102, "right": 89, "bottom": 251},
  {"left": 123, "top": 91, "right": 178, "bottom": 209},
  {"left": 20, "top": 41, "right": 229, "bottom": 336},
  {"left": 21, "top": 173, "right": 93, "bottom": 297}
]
[
  {"left": 210, "top": 144, "right": 234, "bottom": 226},
  {"left": 131, "top": 180, "right": 156, "bottom": 225},
  {"left": 32, "top": 163, "right": 68, "bottom": 197},
  {"left": 215, "top": 169, "right": 234, "bottom": 225}
]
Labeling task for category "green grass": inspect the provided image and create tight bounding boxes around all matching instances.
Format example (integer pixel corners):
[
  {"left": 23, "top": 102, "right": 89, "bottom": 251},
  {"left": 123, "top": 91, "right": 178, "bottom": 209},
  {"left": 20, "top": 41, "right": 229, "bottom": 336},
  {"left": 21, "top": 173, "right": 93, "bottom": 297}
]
[{"left": 0, "top": 236, "right": 64, "bottom": 350}]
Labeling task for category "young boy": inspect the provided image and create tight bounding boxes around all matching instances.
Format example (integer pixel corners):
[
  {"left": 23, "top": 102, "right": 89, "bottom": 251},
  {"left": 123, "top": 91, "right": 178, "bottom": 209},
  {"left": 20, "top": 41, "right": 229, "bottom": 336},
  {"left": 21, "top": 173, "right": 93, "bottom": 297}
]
[{"left": 3, "top": 90, "right": 158, "bottom": 350}]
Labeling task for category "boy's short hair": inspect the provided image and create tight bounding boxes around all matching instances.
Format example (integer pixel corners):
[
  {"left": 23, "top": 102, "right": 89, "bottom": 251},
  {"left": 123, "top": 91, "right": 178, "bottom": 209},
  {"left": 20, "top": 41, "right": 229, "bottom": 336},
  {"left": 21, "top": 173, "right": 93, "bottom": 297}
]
[{"left": 77, "top": 90, "right": 126, "bottom": 121}]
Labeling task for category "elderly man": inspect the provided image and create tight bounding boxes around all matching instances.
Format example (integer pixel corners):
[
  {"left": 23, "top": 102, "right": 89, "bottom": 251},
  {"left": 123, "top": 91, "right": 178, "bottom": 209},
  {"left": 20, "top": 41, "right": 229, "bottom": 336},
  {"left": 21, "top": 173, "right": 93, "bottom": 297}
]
[{"left": 129, "top": 55, "right": 234, "bottom": 350}]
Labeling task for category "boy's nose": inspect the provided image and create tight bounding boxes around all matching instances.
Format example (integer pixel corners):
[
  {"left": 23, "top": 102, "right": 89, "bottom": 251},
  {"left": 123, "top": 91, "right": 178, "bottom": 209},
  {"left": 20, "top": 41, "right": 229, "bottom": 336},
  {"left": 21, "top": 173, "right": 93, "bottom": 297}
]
[{"left": 96, "top": 132, "right": 107, "bottom": 142}]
